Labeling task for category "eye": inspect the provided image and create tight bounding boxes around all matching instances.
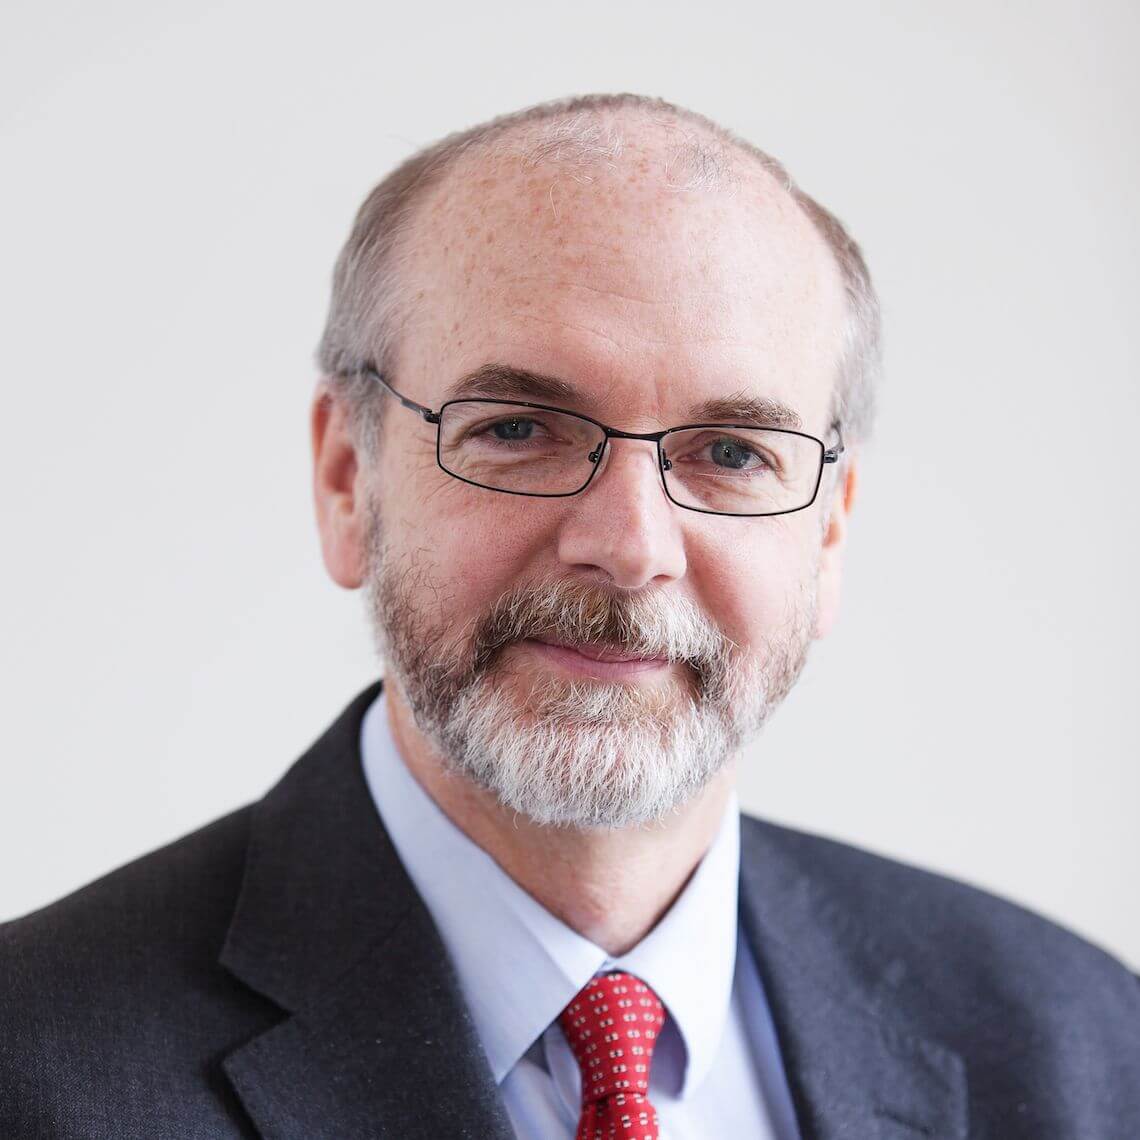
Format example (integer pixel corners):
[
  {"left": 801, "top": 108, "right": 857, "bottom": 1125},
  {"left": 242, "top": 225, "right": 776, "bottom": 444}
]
[
  {"left": 467, "top": 415, "right": 549, "bottom": 446},
  {"left": 669, "top": 432, "right": 777, "bottom": 475},
  {"left": 706, "top": 437, "right": 766, "bottom": 471},
  {"left": 489, "top": 417, "right": 538, "bottom": 442}
]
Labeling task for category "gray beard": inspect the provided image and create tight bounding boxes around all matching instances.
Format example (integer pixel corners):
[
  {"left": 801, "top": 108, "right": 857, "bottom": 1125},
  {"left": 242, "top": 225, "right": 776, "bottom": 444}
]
[{"left": 362, "top": 499, "right": 818, "bottom": 830}]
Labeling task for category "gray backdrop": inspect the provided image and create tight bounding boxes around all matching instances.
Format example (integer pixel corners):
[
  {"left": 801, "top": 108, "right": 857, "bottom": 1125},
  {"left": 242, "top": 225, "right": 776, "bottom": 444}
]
[{"left": 2, "top": 0, "right": 1136, "bottom": 968}]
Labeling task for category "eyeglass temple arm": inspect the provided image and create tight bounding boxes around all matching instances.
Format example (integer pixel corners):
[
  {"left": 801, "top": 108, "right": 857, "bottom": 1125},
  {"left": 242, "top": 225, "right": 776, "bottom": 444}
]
[{"left": 364, "top": 366, "right": 441, "bottom": 424}]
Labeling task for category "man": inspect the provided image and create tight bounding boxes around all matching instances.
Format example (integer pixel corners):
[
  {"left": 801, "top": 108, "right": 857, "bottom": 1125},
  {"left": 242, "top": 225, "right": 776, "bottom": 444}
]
[{"left": 2, "top": 93, "right": 1137, "bottom": 1139}]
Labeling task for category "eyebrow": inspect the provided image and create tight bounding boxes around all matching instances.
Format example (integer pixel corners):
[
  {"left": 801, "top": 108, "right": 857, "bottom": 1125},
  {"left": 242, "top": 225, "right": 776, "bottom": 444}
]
[{"left": 441, "top": 364, "right": 804, "bottom": 430}]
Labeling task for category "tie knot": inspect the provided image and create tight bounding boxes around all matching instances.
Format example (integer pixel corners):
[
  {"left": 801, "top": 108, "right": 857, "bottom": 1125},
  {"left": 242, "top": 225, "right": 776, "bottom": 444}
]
[{"left": 558, "top": 971, "right": 667, "bottom": 1110}]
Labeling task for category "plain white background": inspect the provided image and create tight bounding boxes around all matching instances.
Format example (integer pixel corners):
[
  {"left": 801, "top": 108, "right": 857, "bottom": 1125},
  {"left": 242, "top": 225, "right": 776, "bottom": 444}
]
[{"left": 2, "top": 0, "right": 1137, "bottom": 969}]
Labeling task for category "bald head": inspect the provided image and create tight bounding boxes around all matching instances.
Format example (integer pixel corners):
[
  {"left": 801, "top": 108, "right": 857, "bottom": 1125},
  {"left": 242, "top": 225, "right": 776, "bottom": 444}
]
[
  {"left": 318, "top": 94, "right": 880, "bottom": 455},
  {"left": 398, "top": 125, "right": 847, "bottom": 444}
]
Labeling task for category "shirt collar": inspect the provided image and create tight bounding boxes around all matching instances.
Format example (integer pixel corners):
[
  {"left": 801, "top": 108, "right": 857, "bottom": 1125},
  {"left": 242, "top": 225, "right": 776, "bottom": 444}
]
[{"left": 360, "top": 684, "right": 740, "bottom": 1097}]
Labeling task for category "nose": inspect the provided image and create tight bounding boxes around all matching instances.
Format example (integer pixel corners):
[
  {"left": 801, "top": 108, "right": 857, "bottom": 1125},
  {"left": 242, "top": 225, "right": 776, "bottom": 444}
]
[{"left": 555, "top": 436, "right": 687, "bottom": 590}]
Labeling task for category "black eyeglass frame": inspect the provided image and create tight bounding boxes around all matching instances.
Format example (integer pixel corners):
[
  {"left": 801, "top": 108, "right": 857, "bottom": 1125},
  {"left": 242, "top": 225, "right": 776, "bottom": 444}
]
[{"left": 360, "top": 365, "right": 845, "bottom": 518}]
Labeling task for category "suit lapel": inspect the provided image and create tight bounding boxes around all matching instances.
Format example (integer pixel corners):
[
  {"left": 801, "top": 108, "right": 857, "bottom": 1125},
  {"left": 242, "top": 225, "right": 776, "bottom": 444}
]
[
  {"left": 738, "top": 818, "right": 969, "bottom": 1140},
  {"left": 217, "top": 680, "right": 514, "bottom": 1140}
]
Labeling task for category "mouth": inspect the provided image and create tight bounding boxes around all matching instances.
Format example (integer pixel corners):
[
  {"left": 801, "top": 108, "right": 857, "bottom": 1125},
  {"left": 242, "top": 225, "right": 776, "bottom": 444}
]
[
  {"left": 531, "top": 636, "right": 667, "bottom": 663},
  {"left": 520, "top": 636, "right": 671, "bottom": 681}
]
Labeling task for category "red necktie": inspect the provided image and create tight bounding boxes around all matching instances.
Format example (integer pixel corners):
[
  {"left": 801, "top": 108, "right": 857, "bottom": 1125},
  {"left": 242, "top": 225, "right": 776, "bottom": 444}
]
[{"left": 557, "top": 970, "right": 668, "bottom": 1140}]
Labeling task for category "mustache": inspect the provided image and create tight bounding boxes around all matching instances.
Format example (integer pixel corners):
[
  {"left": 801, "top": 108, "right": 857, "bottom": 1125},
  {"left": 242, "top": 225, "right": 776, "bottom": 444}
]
[{"left": 466, "top": 574, "right": 737, "bottom": 685}]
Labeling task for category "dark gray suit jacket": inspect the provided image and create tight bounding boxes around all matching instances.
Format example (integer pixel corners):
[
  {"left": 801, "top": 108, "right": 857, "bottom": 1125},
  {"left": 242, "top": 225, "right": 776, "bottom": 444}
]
[{"left": 2, "top": 680, "right": 1138, "bottom": 1138}]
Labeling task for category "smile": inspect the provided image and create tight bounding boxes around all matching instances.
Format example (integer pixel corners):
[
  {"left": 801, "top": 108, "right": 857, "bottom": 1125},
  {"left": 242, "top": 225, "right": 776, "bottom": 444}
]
[{"left": 522, "top": 638, "right": 670, "bottom": 680}]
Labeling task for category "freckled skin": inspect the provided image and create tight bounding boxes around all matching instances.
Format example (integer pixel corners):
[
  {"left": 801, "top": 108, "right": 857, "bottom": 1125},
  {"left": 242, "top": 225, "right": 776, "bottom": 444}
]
[
  {"left": 378, "top": 131, "right": 851, "bottom": 670},
  {"left": 311, "top": 117, "right": 859, "bottom": 953}
]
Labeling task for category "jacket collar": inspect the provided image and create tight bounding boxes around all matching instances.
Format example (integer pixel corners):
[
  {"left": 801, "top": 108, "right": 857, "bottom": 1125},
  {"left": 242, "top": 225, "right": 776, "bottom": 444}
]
[{"left": 219, "top": 680, "right": 966, "bottom": 1139}]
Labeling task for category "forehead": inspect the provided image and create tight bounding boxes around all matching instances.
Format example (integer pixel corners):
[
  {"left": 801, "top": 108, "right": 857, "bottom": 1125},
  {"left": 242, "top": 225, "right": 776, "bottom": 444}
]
[{"left": 396, "top": 125, "right": 847, "bottom": 429}]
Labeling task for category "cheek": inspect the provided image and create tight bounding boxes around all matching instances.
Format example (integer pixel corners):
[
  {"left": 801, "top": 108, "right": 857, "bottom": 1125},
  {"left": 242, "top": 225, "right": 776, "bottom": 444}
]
[
  {"left": 376, "top": 457, "right": 547, "bottom": 611},
  {"left": 692, "top": 518, "right": 820, "bottom": 644}
]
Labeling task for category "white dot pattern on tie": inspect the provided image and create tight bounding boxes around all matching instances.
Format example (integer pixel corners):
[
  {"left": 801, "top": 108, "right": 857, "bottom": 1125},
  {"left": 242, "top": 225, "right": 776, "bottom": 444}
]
[{"left": 557, "top": 971, "right": 667, "bottom": 1140}]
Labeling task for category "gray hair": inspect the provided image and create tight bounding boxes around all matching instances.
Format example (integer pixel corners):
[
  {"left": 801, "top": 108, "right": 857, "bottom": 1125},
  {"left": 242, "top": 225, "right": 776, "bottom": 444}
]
[{"left": 317, "top": 93, "right": 882, "bottom": 460}]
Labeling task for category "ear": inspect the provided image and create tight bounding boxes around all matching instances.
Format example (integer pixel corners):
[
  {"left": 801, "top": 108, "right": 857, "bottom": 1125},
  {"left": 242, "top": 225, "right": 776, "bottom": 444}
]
[
  {"left": 311, "top": 380, "right": 368, "bottom": 589},
  {"left": 814, "top": 454, "right": 858, "bottom": 639}
]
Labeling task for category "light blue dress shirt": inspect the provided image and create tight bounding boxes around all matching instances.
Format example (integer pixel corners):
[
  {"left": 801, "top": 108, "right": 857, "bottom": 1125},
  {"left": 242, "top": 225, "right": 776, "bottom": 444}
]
[{"left": 360, "top": 687, "right": 802, "bottom": 1139}]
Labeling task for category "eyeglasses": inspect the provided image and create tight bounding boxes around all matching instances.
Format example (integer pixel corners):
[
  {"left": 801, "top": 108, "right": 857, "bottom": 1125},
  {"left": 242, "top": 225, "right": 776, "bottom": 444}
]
[{"left": 358, "top": 366, "right": 844, "bottom": 518}]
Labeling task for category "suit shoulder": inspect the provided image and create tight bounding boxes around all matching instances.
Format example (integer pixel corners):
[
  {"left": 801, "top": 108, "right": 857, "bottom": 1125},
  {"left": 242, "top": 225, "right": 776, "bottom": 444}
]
[
  {"left": 0, "top": 806, "right": 290, "bottom": 1136},
  {"left": 740, "top": 812, "right": 1140, "bottom": 998},
  {"left": 0, "top": 805, "right": 254, "bottom": 999}
]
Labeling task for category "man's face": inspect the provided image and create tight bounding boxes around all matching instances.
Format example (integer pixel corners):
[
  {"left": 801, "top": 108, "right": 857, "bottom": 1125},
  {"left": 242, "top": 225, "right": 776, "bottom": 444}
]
[{"left": 352, "top": 135, "right": 851, "bottom": 829}]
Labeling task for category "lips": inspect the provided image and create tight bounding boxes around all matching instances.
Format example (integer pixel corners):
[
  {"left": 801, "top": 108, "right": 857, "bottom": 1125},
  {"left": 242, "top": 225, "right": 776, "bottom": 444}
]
[{"left": 532, "top": 636, "right": 665, "bottom": 664}]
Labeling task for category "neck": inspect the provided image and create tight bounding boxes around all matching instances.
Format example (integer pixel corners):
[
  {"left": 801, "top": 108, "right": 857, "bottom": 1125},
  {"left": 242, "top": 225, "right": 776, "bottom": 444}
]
[{"left": 383, "top": 678, "right": 737, "bottom": 957}]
